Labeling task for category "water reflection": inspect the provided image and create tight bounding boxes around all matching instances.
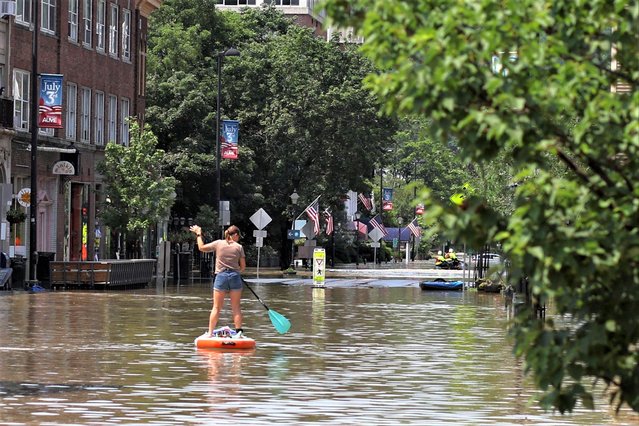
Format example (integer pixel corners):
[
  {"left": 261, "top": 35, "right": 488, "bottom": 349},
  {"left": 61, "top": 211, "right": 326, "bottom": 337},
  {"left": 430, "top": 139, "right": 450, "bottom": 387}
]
[{"left": 0, "top": 285, "right": 637, "bottom": 425}]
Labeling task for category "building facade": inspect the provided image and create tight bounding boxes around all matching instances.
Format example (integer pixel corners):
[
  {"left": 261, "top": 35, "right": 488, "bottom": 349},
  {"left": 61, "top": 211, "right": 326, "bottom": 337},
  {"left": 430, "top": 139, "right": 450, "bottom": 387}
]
[
  {"left": 0, "top": 0, "right": 160, "bottom": 277},
  {"left": 215, "top": 0, "right": 327, "bottom": 38}
]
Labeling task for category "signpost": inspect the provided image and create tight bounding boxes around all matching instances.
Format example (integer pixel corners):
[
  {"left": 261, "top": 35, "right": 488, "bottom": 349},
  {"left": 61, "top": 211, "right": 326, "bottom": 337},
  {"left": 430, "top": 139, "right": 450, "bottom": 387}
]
[
  {"left": 312, "top": 248, "right": 326, "bottom": 288},
  {"left": 368, "top": 227, "right": 385, "bottom": 267},
  {"left": 250, "top": 208, "right": 272, "bottom": 279}
]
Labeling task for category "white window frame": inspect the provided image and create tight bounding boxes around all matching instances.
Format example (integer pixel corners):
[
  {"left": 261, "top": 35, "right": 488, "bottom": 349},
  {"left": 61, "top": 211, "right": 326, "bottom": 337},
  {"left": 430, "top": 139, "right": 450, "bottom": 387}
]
[
  {"left": 83, "top": 0, "right": 92, "bottom": 46},
  {"left": 120, "top": 98, "right": 129, "bottom": 146},
  {"left": 108, "top": 94, "right": 117, "bottom": 144},
  {"left": 66, "top": 83, "right": 77, "bottom": 141},
  {"left": 94, "top": 91, "right": 105, "bottom": 145},
  {"left": 108, "top": 4, "right": 119, "bottom": 57},
  {"left": 68, "top": 0, "right": 78, "bottom": 42},
  {"left": 42, "top": 0, "right": 56, "bottom": 34},
  {"left": 80, "top": 87, "right": 91, "bottom": 143},
  {"left": 121, "top": 9, "right": 131, "bottom": 61},
  {"left": 96, "top": 0, "right": 106, "bottom": 51},
  {"left": 16, "top": 0, "right": 33, "bottom": 25},
  {"left": 13, "top": 70, "right": 30, "bottom": 131}
]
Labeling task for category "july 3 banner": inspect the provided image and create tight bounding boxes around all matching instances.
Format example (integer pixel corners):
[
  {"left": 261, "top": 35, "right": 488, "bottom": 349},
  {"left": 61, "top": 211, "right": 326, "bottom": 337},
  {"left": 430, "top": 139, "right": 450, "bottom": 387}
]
[
  {"left": 221, "top": 120, "right": 239, "bottom": 160},
  {"left": 382, "top": 187, "right": 393, "bottom": 211},
  {"left": 39, "top": 74, "right": 63, "bottom": 128}
]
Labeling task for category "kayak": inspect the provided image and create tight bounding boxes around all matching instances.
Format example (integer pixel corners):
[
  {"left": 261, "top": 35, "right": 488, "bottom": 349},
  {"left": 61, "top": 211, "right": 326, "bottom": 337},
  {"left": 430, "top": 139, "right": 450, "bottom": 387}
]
[
  {"left": 195, "top": 333, "right": 256, "bottom": 350},
  {"left": 419, "top": 280, "right": 464, "bottom": 291}
]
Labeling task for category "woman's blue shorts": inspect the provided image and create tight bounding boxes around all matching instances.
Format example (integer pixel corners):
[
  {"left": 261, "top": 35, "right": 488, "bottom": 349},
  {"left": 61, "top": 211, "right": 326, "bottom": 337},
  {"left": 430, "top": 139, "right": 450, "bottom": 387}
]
[{"left": 213, "top": 270, "right": 243, "bottom": 291}]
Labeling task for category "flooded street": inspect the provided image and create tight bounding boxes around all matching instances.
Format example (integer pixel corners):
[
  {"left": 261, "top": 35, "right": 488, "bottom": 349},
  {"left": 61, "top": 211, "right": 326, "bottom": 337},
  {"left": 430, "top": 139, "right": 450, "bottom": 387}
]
[{"left": 0, "top": 282, "right": 637, "bottom": 425}]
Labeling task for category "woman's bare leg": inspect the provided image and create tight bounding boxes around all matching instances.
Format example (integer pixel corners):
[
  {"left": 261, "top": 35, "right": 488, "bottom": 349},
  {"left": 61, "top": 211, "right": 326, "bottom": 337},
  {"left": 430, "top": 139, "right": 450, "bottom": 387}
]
[
  {"left": 229, "top": 289, "right": 243, "bottom": 330},
  {"left": 208, "top": 289, "right": 226, "bottom": 334}
]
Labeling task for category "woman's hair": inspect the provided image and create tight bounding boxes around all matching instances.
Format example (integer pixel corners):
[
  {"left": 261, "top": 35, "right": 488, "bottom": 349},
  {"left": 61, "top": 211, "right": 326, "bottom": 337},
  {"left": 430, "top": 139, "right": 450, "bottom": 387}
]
[{"left": 224, "top": 225, "right": 241, "bottom": 242}]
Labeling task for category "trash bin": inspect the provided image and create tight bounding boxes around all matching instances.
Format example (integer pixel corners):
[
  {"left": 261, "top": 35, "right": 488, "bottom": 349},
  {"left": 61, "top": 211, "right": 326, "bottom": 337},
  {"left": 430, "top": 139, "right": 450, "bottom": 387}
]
[
  {"left": 37, "top": 252, "right": 55, "bottom": 285},
  {"left": 11, "top": 256, "right": 25, "bottom": 289},
  {"left": 173, "top": 252, "right": 191, "bottom": 281}
]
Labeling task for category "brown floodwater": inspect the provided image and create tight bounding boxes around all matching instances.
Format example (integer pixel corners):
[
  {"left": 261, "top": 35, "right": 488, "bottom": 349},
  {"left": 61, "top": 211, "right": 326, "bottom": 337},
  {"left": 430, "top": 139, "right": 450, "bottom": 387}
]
[{"left": 0, "top": 281, "right": 637, "bottom": 425}]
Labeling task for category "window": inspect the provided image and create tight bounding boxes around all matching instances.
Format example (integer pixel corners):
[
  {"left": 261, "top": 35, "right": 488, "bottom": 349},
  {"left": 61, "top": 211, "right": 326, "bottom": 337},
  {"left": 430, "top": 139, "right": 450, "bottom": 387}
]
[
  {"left": 42, "top": 0, "right": 56, "bottom": 34},
  {"left": 108, "top": 94, "right": 117, "bottom": 144},
  {"left": 108, "top": 4, "right": 118, "bottom": 56},
  {"left": 94, "top": 91, "right": 105, "bottom": 145},
  {"left": 216, "top": 0, "right": 257, "bottom": 4},
  {"left": 66, "top": 83, "right": 77, "bottom": 141},
  {"left": 13, "top": 70, "right": 30, "bottom": 131},
  {"left": 80, "top": 87, "right": 91, "bottom": 142},
  {"left": 16, "top": 0, "right": 32, "bottom": 25},
  {"left": 68, "top": 0, "right": 78, "bottom": 42},
  {"left": 120, "top": 98, "right": 129, "bottom": 146},
  {"left": 121, "top": 9, "right": 131, "bottom": 61},
  {"left": 83, "top": 0, "right": 92, "bottom": 46},
  {"left": 96, "top": 0, "right": 106, "bottom": 51}
]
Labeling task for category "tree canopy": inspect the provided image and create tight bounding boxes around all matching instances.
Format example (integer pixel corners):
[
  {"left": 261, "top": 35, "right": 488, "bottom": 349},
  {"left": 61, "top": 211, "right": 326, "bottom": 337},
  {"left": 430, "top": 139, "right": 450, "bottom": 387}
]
[
  {"left": 97, "top": 121, "right": 177, "bottom": 239},
  {"left": 146, "top": 4, "right": 397, "bottom": 261},
  {"left": 324, "top": 0, "right": 639, "bottom": 414}
]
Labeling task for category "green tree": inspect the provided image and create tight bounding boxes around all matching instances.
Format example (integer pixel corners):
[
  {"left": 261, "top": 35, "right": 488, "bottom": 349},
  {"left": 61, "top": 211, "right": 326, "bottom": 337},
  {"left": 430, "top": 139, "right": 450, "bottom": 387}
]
[
  {"left": 147, "top": 5, "right": 396, "bottom": 265},
  {"left": 324, "top": 0, "right": 639, "bottom": 414},
  {"left": 98, "top": 121, "right": 178, "bottom": 256}
]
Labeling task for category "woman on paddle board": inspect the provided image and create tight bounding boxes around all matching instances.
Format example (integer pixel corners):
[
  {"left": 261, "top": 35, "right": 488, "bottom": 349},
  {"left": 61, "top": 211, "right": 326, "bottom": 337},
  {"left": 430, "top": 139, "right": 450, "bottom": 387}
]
[{"left": 190, "top": 224, "right": 246, "bottom": 337}]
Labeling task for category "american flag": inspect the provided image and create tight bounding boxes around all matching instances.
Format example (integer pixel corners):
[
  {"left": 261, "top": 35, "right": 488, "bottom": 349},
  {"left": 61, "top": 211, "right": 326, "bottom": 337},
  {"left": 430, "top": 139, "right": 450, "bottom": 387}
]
[
  {"left": 358, "top": 193, "right": 373, "bottom": 211},
  {"left": 369, "top": 214, "right": 388, "bottom": 236},
  {"left": 304, "top": 198, "right": 321, "bottom": 235},
  {"left": 407, "top": 218, "right": 421, "bottom": 238},
  {"left": 323, "top": 209, "right": 334, "bottom": 236}
]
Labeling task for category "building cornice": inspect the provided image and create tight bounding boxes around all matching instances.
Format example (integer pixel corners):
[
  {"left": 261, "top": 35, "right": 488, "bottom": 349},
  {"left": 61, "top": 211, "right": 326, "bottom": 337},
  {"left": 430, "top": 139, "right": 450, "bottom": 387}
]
[{"left": 136, "top": 0, "right": 163, "bottom": 18}]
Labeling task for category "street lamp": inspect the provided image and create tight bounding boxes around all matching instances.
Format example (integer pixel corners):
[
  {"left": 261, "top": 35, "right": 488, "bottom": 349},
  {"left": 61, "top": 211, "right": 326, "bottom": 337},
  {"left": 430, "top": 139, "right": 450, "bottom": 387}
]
[
  {"left": 28, "top": 0, "right": 42, "bottom": 282},
  {"left": 289, "top": 189, "right": 299, "bottom": 268},
  {"left": 354, "top": 212, "right": 361, "bottom": 267},
  {"left": 214, "top": 47, "right": 240, "bottom": 234}
]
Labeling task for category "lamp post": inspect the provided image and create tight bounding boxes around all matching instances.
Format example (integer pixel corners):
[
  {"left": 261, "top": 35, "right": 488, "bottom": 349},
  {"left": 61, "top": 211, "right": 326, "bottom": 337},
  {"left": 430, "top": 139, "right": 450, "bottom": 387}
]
[
  {"left": 354, "top": 212, "right": 361, "bottom": 267},
  {"left": 214, "top": 47, "right": 240, "bottom": 235},
  {"left": 289, "top": 189, "right": 299, "bottom": 268},
  {"left": 397, "top": 216, "right": 403, "bottom": 263},
  {"left": 411, "top": 159, "right": 425, "bottom": 261},
  {"left": 29, "top": 0, "right": 41, "bottom": 282}
]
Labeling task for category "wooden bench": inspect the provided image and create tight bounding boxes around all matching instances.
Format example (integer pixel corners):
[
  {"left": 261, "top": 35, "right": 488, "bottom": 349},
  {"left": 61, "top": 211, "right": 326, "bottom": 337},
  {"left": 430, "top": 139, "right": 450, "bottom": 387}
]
[{"left": 49, "top": 260, "right": 156, "bottom": 289}]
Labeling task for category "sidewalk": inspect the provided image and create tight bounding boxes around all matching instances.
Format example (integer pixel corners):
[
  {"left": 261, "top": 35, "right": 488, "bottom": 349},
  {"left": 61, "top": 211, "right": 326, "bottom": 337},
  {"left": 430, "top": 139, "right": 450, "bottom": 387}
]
[{"left": 244, "top": 261, "right": 471, "bottom": 281}]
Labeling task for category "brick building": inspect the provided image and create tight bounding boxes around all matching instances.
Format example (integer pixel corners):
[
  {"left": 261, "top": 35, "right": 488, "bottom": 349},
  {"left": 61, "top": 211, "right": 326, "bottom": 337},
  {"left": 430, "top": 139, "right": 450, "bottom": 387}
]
[{"left": 0, "top": 0, "right": 160, "bottom": 278}]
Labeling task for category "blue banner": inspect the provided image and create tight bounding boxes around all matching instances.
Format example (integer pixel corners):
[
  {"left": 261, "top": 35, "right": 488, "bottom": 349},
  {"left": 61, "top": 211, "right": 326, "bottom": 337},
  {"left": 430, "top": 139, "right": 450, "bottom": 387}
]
[
  {"left": 39, "top": 74, "right": 63, "bottom": 128},
  {"left": 221, "top": 120, "right": 239, "bottom": 160},
  {"left": 383, "top": 187, "right": 394, "bottom": 211}
]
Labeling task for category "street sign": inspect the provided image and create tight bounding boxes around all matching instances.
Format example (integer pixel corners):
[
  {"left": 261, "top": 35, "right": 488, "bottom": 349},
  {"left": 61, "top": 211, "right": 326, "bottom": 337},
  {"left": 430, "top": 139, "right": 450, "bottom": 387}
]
[
  {"left": 294, "top": 219, "right": 307, "bottom": 237},
  {"left": 313, "top": 248, "right": 325, "bottom": 287},
  {"left": 393, "top": 238, "right": 398, "bottom": 248},
  {"left": 219, "top": 200, "right": 230, "bottom": 226},
  {"left": 255, "top": 237, "right": 263, "bottom": 248},
  {"left": 253, "top": 230, "right": 267, "bottom": 238},
  {"left": 370, "top": 242, "right": 380, "bottom": 248},
  {"left": 250, "top": 208, "right": 272, "bottom": 230},
  {"left": 301, "top": 221, "right": 316, "bottom": 239},
  {"left": 287, "top": 229, "right": 300, "bottom": 240},
  {"left": 369, "top": 227, "right": 384, "bottom": 242},
  {"left": 17, "top": 188, "right": 31, "bottom": 207}
]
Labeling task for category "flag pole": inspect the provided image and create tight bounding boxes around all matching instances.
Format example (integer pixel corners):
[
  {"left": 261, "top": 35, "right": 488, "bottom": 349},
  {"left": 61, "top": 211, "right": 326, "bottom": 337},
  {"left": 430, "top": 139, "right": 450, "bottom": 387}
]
[{"left": 295, "top": 194, "right": 321, "bottom": 221}]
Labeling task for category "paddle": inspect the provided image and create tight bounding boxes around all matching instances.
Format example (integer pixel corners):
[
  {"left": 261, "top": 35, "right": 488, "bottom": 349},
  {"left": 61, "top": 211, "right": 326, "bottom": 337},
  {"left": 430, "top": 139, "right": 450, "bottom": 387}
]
[{"left": 242, "top": 279, "right": 291, "bottom": 334}]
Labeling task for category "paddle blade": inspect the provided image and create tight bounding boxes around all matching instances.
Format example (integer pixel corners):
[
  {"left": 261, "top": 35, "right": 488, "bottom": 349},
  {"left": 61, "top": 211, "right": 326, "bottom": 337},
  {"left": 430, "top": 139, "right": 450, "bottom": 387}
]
[{"left": 268, "top": 309, "right": 291, "bottom": 334}]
